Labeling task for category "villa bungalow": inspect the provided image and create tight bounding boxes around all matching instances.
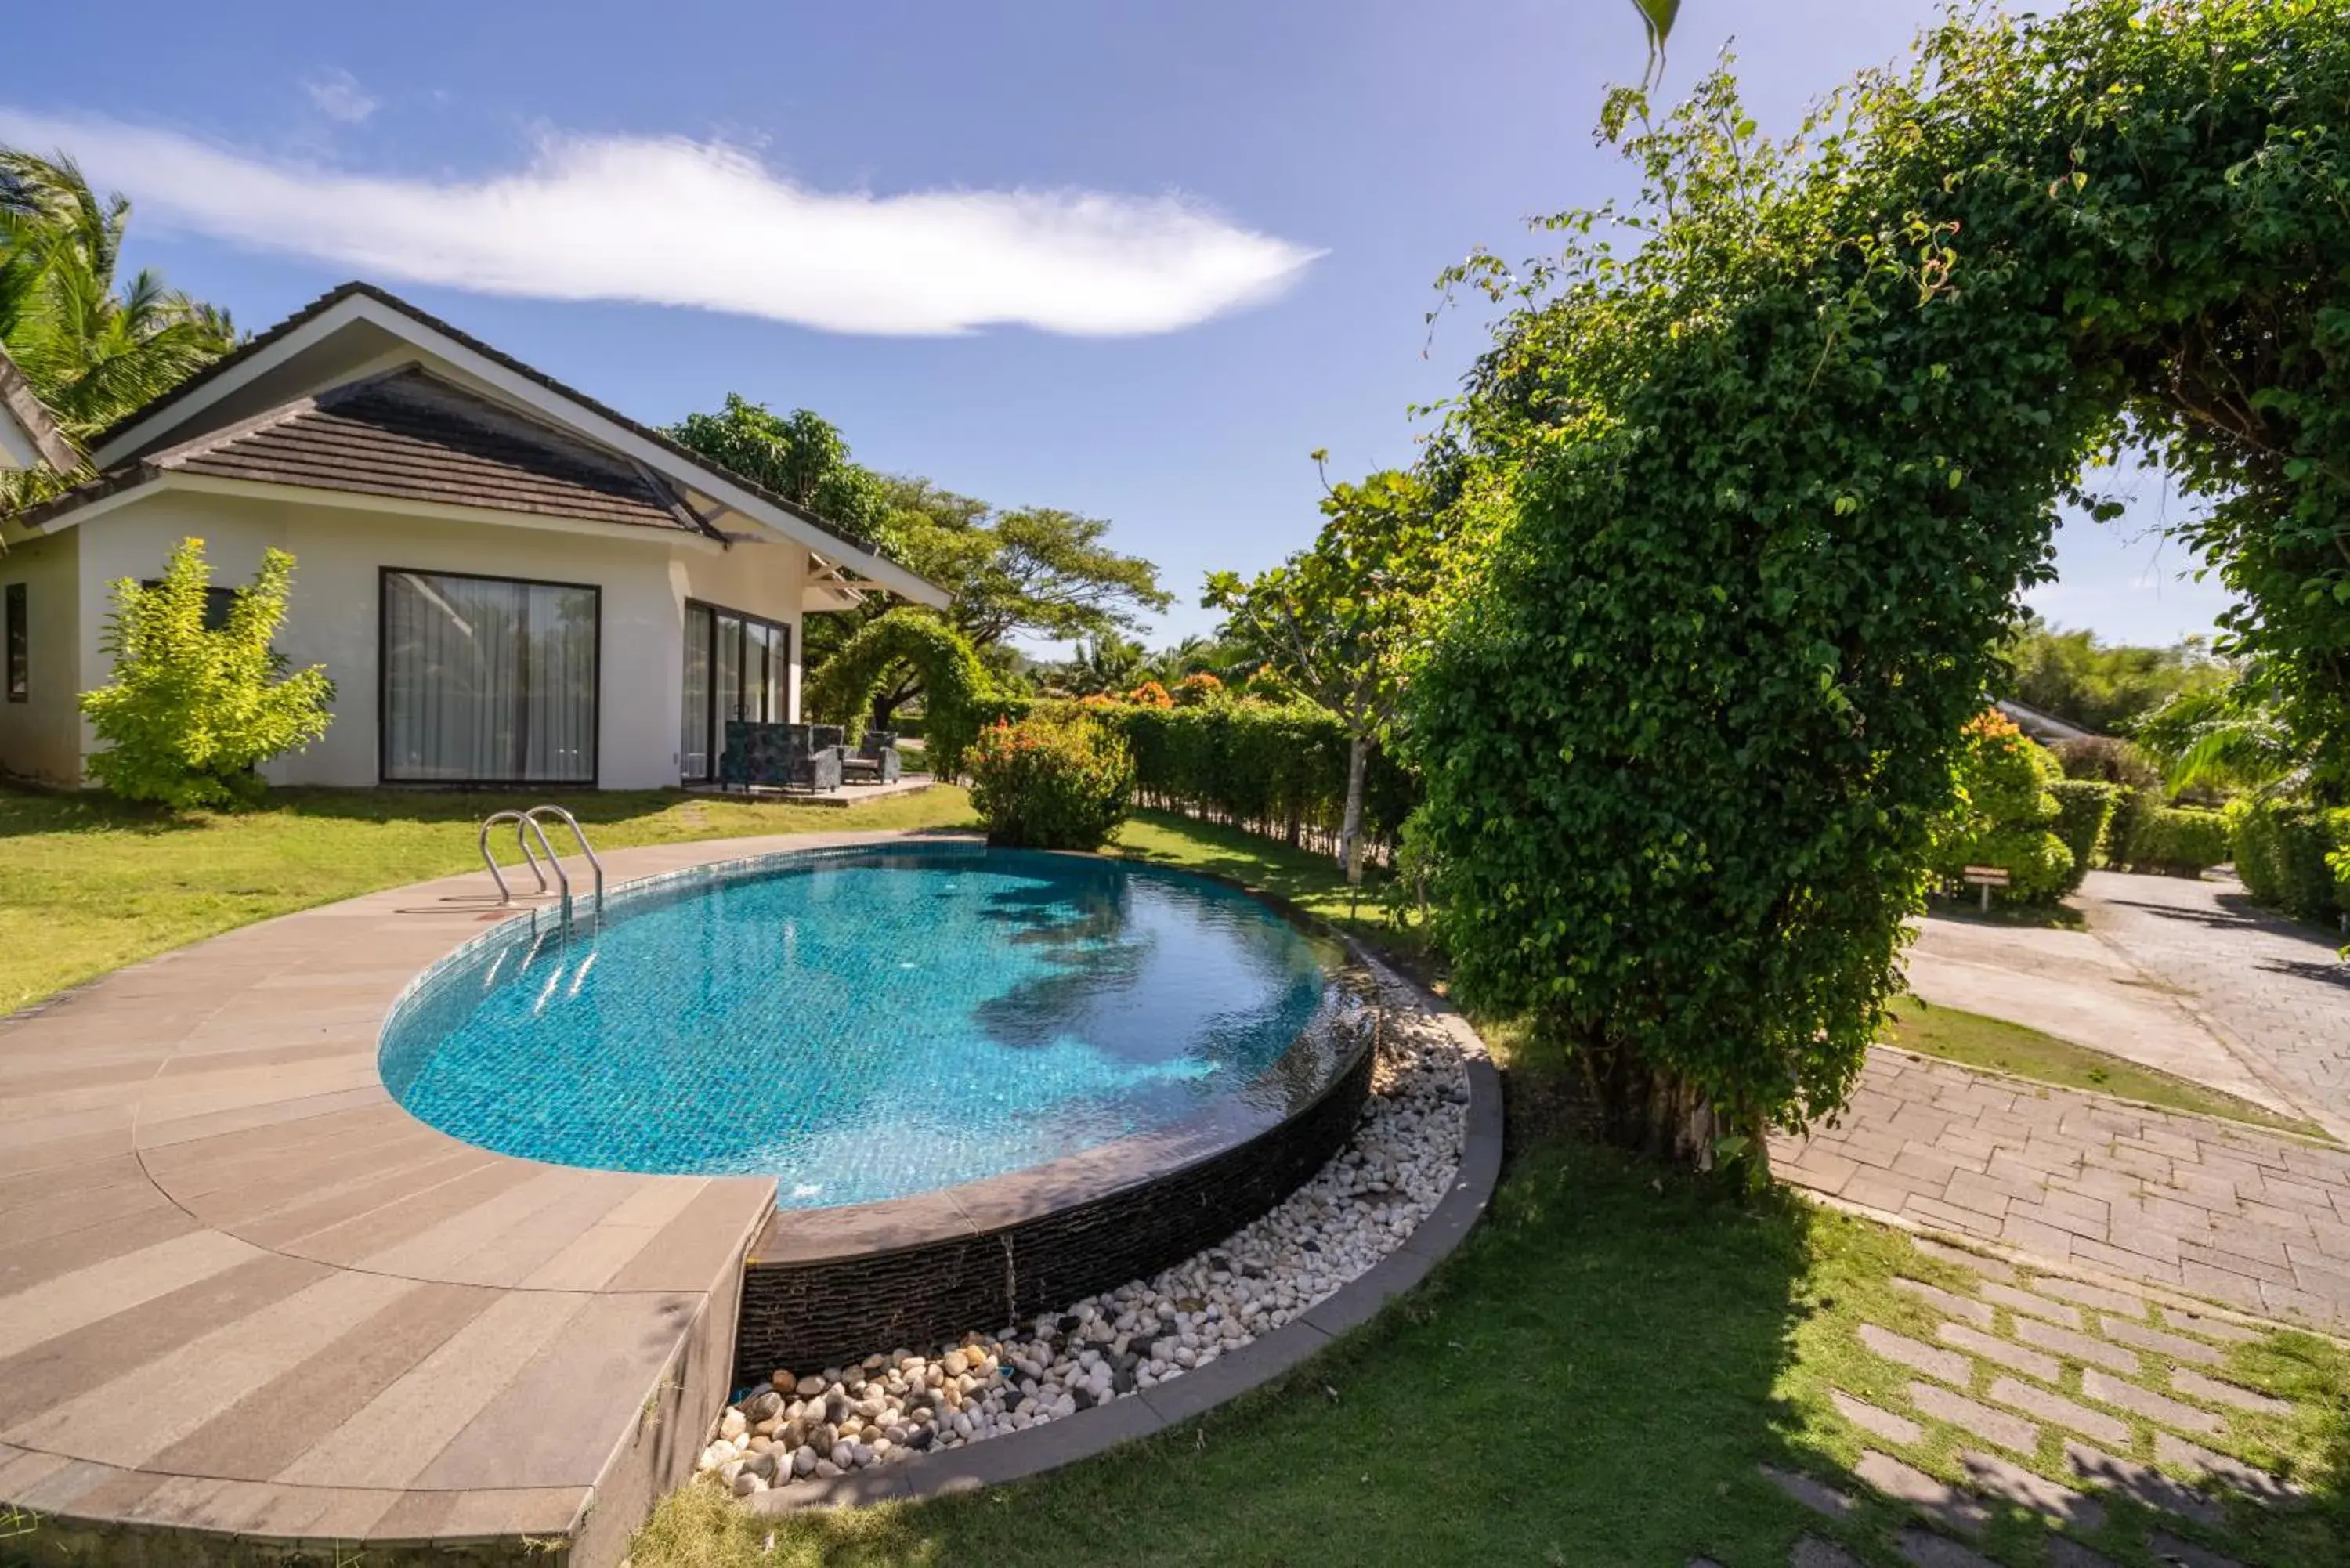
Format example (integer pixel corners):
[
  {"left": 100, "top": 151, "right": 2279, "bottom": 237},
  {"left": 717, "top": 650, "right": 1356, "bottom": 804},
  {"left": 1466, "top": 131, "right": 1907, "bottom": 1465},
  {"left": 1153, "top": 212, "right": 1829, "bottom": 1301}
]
[{"left": 0, "top": 283, "right": 945, "bottom": 790}]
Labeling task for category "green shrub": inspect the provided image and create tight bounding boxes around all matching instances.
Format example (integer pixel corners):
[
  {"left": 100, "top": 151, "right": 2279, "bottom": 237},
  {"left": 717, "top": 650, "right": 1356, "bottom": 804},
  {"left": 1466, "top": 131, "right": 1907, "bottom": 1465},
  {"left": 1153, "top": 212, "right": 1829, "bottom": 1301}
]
[
  {"left": 2125, "top": 807, "right": 2232, "bottom": 877},
  {"left": 966, "top": 713, "right": 1136, "bottom": 851},
  {"left": 78, "top": 538, "right": 334, "bottom": 811},
  {"left": 2046, "top": 780, "right": 2120, "bottom": 892},
  {"left": 1930, "top": 713, "right": 2074, "bottom": 903},
  {"left": 2229, "top": 799, "right": 2350, "bottom": 923}
]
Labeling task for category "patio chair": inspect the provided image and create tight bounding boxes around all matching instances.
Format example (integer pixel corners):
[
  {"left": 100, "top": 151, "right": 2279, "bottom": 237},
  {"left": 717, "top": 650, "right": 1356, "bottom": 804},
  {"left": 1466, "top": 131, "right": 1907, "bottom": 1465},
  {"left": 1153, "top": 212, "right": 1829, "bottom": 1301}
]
[
  {"left": 719, "top": 721, "right": 842, "bottom": 793},
  {"left": 841, "top": 729, "right": 902, "bottom": 786}
]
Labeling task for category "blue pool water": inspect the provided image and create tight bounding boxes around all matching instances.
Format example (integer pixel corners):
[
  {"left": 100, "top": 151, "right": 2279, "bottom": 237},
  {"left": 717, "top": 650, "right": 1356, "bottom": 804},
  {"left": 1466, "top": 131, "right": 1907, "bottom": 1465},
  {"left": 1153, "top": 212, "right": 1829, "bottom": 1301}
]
[{"left": 380, "top": 844, "right": 1334, "bottom": 1209}]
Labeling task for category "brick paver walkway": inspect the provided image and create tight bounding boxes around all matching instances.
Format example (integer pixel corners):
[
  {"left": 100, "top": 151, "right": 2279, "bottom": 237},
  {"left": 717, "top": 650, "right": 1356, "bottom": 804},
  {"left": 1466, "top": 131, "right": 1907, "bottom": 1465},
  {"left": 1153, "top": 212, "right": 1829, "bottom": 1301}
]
[
  {"left": 1773, "top": 1050, "right": 2350, "bottom": 1331},
  {"left": 1760, "top": 1242, "right": 2316, "bottom": 1568},
  {"left": 2077, "top": 869, "right": 2350, "bottom": 1139}
]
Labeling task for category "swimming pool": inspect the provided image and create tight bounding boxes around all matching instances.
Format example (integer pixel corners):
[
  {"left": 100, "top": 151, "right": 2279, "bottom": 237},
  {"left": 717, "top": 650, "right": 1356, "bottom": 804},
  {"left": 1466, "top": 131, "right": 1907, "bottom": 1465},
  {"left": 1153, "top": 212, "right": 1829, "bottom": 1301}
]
[{"left": 380, "top": 842, "right": 1341, "bottom": 1210}]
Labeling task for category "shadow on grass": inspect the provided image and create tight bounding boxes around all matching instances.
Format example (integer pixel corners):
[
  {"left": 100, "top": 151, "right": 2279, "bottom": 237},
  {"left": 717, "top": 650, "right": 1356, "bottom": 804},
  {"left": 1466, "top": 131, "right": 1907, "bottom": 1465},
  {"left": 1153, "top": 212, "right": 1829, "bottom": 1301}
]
[{"left": 633, "top": 1129, "right": 1832, "bottom": 1568}]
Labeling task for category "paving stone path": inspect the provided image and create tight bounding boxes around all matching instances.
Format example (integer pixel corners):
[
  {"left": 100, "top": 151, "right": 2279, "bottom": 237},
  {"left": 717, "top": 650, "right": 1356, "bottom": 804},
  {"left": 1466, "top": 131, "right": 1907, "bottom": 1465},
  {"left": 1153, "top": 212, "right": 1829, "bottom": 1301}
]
[
  {"left": 1771, "top": 1050, "right": 2350, "bottom": 1331},
  {"left": 2075, "top": 870, "right": 2350, "bottom": 1140},
  {"left": 1741, "top": 1241, "right": 2317, "bottom": 1568}
]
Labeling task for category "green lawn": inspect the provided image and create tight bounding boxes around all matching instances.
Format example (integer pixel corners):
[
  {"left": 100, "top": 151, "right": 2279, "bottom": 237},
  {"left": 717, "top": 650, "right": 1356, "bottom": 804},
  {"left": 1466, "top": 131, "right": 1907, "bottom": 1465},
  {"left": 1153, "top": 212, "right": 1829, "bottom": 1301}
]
[
  {"left": 1882, "top": 998, "right": 2333, "bottom": 1142},
  {"left": 0, "top": 783, "right": 977, "bottom": 1014},
  {"left": 631, "top": 1140, "right": 2348, "bottom": 1568}
]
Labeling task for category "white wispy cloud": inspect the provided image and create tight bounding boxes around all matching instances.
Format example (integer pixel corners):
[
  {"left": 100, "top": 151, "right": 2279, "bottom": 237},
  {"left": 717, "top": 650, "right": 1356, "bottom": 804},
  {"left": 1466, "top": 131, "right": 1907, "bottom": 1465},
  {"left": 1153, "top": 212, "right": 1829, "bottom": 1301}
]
[
  {"left": 0, "top": 110, "right": 1321, "bottom": 337},
  {"left": 303, "top": 70, "right": 378, "bottom": 125}
]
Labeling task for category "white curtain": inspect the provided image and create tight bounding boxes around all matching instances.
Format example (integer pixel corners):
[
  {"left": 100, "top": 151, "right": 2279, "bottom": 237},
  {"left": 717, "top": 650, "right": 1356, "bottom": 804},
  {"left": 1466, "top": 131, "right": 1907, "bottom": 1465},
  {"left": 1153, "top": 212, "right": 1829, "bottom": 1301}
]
[
  {"left": 383, "top": 571, "right": 598, "bottom": 782},
  {"left": 682, "top": 603, "right": 713, "bottom": 780}
]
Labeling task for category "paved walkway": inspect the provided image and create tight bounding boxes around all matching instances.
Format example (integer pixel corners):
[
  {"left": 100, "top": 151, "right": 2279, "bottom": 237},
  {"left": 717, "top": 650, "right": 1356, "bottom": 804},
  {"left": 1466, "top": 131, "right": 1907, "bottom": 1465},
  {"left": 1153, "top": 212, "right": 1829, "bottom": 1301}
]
[
  {"left": 1905, "top": 869, "right": 2350, "bottom": 1142},
  {"left": 1773, "top": 1050, "right": 2350, "bottom": 1331},
  {"left": 1768, "top": 1244, "right": 2317, "bottom": 1568},
  {"left": 0, "top": 829, "right": 921, "bottom": 1567},
  {"left": 2077, "top": 869, "right": 2350, "bottom": 1137}
]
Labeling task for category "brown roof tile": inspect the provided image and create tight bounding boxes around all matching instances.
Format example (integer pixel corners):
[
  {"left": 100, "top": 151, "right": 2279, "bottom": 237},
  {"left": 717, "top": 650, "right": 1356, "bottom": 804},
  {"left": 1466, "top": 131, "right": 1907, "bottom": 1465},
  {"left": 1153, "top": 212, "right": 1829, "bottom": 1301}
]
[
  {"left": 150, "top": 369, "right": 701, "bottom": 533},
  {"left": 83, "top": 281, "right": 894, "bottom": 562}
]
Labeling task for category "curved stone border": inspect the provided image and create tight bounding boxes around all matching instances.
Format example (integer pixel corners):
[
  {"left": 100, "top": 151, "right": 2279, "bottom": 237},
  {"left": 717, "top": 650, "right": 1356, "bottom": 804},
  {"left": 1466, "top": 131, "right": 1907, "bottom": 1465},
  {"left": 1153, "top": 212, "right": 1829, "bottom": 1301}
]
[{"left": 741, "top": 959, "right": 1503, "bottom": 1514}]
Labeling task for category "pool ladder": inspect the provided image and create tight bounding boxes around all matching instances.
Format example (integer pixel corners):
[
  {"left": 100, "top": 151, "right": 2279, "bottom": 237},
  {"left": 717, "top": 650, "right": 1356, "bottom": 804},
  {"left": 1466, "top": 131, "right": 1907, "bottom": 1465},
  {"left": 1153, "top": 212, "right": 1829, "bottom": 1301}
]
[{"left": 478, "top": 805, "right": 606, "bottom": 926}]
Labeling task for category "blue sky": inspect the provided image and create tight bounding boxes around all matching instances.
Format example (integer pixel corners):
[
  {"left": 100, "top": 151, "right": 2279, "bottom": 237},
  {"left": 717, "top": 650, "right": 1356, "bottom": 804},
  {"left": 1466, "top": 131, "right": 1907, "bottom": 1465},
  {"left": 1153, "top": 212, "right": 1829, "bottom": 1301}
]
[{"left": 3, "top": 0, "right": 2233, "bottom": 652}]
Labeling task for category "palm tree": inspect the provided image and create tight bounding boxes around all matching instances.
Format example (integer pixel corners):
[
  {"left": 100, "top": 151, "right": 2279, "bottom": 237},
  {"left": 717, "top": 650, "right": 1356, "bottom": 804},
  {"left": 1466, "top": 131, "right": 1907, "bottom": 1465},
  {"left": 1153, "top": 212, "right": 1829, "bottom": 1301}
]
[{"left": 2, "top": 150, "right": 237, "bottom": 518}]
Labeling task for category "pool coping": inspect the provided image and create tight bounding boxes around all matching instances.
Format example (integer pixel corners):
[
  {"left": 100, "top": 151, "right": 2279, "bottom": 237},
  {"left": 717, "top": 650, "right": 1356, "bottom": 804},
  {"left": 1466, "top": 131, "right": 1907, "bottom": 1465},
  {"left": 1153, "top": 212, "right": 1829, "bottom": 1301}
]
[{"left": 741, "top": 956, "right": 1504, "bottom": 1516}]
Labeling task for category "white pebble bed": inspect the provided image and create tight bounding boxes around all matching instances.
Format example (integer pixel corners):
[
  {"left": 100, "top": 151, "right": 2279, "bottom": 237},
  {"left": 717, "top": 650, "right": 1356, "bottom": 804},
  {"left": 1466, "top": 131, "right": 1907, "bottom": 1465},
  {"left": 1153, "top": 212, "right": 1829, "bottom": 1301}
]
[{"left": 696, "top": 985, "right": 1472, "bottom": 1498}]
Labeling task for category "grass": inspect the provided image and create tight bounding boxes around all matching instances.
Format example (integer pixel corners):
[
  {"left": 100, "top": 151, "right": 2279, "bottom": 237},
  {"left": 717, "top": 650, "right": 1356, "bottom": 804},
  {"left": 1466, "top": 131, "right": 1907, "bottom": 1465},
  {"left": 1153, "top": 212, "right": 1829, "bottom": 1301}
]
[
  {"left": 0, "top": 782, "right": 977, "bottom": 1014},
  {"left": 1883, "top": 998, "right": 2334, "bottom": 1141},
  {"left": 4, "top": 785, "right": 2341, "bottom": 1563},
  {"left": 630, "top": 1139, "right": 2349, "bottom": 1568}
]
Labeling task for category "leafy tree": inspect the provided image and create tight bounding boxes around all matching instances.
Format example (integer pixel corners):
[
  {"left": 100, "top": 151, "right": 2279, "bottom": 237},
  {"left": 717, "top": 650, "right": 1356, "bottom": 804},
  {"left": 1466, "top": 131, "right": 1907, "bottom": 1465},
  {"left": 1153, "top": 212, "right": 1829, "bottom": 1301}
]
[
  {"left": 1928, "top": 711, "right": 2074, "bottom": 904},
  {"left": 1207, "top": 465, "right": 1448, "bottom": 885},
  {"left": 79, "top": 538, "right": 334, "bottom": 809},
  {"left": 665, "top": 395, "right": 892, "bottom": 543},
  {"left": 1405, "top": 2, "right": 2350, "bottom": 1169},
  {"left": 1049, "top": 632, "right": 1148, "bottom": 697},
  {"left": 2001, "top": 620, "right": 2228, "bottom": 735},
  {"left": 2135, "top": 667, "right": 2315, "bottom": 801},
  {"left": 1, "top": 150, "right": 237, "bottom": 518}
]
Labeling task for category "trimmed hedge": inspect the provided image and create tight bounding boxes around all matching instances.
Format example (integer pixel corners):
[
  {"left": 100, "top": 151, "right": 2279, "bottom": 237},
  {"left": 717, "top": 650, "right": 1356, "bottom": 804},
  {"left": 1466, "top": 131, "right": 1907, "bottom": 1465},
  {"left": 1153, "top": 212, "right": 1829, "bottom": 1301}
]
[
  {"left": 981, "top": 696, "right": 1416, "bottom": 862},
  {"left": 2047, "top": 780, "right": 2120, "bottom": 893},
  {"left": 2124, "top": 807, "right": 2232, "bottom": 877},
  {"left": 2228, "top": 799, "right": 2350, "bottom": 924}
]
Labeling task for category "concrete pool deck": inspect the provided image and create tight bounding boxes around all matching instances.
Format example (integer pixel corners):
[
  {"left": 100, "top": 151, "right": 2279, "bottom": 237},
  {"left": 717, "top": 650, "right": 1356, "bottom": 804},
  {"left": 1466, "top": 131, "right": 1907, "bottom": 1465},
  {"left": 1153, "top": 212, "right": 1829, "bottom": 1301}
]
[{"left": 0, "top": 829, "right": 931, "bottom": 1567}]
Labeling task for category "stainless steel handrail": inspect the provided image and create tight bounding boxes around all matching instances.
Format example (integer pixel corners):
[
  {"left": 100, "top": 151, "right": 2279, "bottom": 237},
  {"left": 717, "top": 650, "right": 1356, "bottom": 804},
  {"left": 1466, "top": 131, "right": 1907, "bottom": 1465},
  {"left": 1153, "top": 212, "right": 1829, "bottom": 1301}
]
[
  {"left": 477, "top": 809, "right": 556, "bottom": 904},
  {"left": 524, "top": 805, "right": 606, "bottom": 913}
]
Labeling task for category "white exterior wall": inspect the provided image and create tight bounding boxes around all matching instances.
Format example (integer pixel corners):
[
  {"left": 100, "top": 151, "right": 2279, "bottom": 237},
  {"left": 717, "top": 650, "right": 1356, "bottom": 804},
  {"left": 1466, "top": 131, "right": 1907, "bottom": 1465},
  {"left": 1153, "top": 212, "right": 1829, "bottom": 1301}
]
[
  {"left": 0, "top": 527, "right": 83, "bottom": 786},
  {"left": 65, "top": 487, "right": 809, "bottom": 789}
]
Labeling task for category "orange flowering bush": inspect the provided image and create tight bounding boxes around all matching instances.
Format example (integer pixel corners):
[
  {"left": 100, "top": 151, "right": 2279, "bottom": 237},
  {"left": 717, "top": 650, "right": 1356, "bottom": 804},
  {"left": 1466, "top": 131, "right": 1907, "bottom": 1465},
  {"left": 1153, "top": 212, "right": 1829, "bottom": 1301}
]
[
  {"left": 1173, "top": 671, "right": 1224, "bottom": 706},
  {"left": 966, "top": 713, "right": 1136, "bottom": 850},
  {"left": 1128, "top": 680, "right": 1175, "bottom": 709}
]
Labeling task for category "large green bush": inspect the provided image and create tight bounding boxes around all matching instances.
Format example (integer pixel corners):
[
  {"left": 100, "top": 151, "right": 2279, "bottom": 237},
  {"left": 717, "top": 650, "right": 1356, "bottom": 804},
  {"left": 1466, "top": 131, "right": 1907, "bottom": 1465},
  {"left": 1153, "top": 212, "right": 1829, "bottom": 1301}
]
[
  {"left": 78, "top": 538, "right": 334, "bottom": 810},
  {"left": 1402, "top": 2, "right": 2350, "bottom": 1163},
  {"left": 2229, "top": 800, "right": 2350, "bottom": 924},
  {"left": 2046, "top": 780, "right": 2120, "bottom": 894},
  {"left": 1930, "top": 714, "right": 2073, "bottom": 903},
  {"left": 965, "top": 713, "right": 1136, "bottom": 851},
  {"left": 2124, "top": 808, "right": 2232, "bottom": 878},
  {"left": 803, "top": 610, "right": 992, "bottom": 775}
]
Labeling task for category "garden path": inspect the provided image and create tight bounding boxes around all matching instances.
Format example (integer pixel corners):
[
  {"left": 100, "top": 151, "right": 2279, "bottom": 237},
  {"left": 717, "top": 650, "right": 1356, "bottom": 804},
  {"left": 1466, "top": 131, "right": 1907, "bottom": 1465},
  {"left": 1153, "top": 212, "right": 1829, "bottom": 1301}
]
[
  {"left": 1772, "top": 1051, "right": 2350, "bottom": 1333},
  {"left": 2073, "top": 870, "right": 2350, "bottom": 1141}
]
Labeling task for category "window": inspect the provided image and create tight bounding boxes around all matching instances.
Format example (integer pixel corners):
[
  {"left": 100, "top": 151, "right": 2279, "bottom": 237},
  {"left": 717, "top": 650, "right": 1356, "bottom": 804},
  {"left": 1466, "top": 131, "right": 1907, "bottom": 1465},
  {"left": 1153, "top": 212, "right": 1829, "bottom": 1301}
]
[
  {"left": 5, "top": 583, "right": 24, "bottom": 702},
  {"left": 138, "top": 580, "right": 239, "bottom": 632},
  {"left": 681, "top": 600, "right": 790, "bottom": 782},
  {"left": 381, "top": 570, "right": 599, "bottom": 784}
]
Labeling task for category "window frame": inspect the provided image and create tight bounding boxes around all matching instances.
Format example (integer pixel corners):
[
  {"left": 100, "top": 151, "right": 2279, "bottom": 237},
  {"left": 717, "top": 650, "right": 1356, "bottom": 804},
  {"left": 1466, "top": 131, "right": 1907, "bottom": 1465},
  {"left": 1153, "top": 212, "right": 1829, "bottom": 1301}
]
[
  {"left": 681, "top": 597, "right": 791, "bottom": 784},
  {"left": 376, "top": 565, "right": 603, "bottom": 789},
  {"left": 5, "top": 581, "right": 24, "bottom": 703}
]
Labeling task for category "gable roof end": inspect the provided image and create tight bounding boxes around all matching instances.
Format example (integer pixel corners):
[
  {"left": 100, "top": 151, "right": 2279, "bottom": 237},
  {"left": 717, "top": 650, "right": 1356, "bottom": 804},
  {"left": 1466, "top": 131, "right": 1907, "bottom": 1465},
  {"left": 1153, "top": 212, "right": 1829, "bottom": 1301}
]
[
  {"left": 88, "top": 282, "right": 932, "bottom": 595},
  {"left": 0, "top": 345, "right": 78, "bottom": 473}
]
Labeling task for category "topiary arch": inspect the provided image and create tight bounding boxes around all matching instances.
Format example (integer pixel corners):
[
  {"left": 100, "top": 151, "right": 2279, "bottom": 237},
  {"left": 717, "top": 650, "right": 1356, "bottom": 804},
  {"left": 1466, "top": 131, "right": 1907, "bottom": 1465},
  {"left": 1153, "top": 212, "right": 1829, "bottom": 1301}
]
[
  {"left": 1407, "top": 0, "right": 2350, "bottom": 1168},
  {"left": 802, "top": 610, "right": 993, "bottom": 775}
]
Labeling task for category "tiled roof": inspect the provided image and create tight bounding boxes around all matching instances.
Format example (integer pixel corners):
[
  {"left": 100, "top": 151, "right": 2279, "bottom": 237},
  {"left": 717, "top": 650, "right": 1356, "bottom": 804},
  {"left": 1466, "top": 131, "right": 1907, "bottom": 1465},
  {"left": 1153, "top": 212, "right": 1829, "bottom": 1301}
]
[
  {"left": 148, "top": 367, "right": 705, "bottom": 533},
  {"left": 85, "top": 281, "right": 893, "bottom": 562}
]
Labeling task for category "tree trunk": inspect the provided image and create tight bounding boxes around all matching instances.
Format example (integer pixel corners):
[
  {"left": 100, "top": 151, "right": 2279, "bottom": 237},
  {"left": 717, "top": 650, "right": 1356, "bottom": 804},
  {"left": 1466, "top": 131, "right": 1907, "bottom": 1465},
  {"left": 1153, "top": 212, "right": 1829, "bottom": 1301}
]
[
  {"left": 1580, "top": 1035, "right": 1768, "bottom": 1177},
  {"left": 1340, "top": 734, "right": 1369, "bottom": 887}
]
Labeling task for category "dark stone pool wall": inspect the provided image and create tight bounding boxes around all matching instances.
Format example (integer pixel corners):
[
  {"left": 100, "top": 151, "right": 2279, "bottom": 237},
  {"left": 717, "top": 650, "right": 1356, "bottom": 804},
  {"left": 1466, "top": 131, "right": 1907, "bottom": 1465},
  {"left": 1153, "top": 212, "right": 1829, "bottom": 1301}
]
[{"left": 731, "top": 1028, "right": 1378, "bottom": 1386}]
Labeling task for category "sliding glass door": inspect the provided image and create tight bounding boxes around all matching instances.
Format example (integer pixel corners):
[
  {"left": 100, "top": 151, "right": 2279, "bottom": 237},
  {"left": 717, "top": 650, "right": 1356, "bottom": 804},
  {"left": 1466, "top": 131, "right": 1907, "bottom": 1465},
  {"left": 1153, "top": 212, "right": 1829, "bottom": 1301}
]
[
  {"left": 381, "top": 569, "right": 600, "bottom": 784},
  {"left": 681, "top": 601, "right": 790, "bottom": 782}
]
